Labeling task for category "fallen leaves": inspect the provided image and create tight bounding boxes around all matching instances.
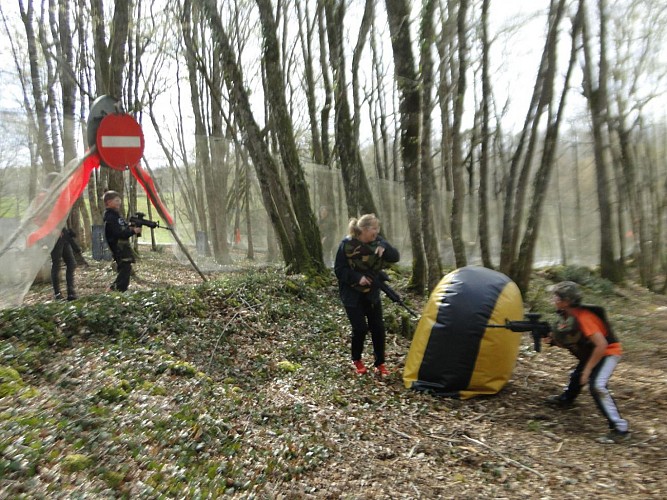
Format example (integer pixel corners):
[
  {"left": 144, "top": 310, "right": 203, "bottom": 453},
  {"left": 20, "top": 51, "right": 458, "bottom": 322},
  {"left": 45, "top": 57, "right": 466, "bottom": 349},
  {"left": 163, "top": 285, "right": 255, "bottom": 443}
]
[{"left": 1, "top": 253, "right": 666, "bottom": 497}]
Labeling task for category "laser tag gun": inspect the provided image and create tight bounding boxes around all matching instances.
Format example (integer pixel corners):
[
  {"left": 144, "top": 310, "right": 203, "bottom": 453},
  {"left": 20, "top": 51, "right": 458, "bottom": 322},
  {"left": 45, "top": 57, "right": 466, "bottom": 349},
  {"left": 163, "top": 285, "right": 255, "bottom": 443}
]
[
  {"left": 129, "top": 212, "right": 171, "bottom": 235},
  {"left": 375, "top": 271, "right": 419, "bottom": 318},
  {"left": 487, "top": 312, "right": 551, "bottom": 352}
]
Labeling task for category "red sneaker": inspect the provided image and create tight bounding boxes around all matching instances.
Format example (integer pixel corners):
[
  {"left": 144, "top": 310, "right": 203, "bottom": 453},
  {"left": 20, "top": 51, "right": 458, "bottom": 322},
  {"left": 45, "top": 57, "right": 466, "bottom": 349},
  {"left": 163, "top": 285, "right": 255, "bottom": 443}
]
[
  {"left": 375, "top": 364, "right": 390, "bottom": 377},
  {"left": 352, "top": 360, "right": 368, "bottom": 375}
]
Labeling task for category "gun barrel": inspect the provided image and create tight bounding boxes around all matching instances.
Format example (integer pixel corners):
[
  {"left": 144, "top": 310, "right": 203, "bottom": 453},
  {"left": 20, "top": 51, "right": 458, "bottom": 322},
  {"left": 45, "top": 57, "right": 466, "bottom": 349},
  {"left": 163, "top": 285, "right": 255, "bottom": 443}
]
[
  {"left": 486, "top": 317, "right": 551, "bottom": 352},
  {"left": 130, "top": 215, "right": 162, "bottom": 230},
  {"left": 377, "top": 279, "right": 419, "bottom": 318}
]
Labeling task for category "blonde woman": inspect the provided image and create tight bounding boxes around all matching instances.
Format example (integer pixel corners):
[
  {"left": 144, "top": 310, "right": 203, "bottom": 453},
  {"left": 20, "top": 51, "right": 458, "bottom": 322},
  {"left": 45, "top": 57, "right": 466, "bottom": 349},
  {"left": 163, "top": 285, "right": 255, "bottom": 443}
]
[{"left": 334, "top": 214, "right": 400, "bottom": 376}]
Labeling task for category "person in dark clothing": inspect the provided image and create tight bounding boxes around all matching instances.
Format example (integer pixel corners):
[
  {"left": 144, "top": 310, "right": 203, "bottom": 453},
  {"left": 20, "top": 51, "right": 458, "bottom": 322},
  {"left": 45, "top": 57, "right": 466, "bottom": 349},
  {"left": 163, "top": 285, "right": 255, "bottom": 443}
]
[
  {"left": 544, "top": 281, "right": 630, "bottom": 444},
  {"left": 50, "top": 227, "right": 78, "bottom": 301},
  {"left": 103, "top": 191, "right": 141, "bottom": 292},
  {"left": 334, "top": 214, "right": 400, "bottom": 377},
  {"left": 318, "top": 205, "right": 336, "bottom": 265}
]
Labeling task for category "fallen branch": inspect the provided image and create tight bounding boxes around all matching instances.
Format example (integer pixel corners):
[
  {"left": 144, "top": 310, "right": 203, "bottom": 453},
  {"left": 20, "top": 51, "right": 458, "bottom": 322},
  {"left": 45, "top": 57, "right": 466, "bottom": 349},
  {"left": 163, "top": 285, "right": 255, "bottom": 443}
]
[
  {"left": 389, "top": 427, "right": 415, "bottom": 440},
  {"left": 461, "top": 435, "right": 545, "bottom": 479}
]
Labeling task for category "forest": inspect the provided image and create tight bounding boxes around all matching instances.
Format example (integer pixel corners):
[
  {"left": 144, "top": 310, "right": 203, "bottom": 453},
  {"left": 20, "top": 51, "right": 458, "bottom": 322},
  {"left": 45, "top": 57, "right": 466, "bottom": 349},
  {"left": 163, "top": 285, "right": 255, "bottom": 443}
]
[
  {"left": 1, "top": 1, "right": 667, "bottom": 497},
  {"left": 1, "top": 0, "right": 667, "bottom": 295}
]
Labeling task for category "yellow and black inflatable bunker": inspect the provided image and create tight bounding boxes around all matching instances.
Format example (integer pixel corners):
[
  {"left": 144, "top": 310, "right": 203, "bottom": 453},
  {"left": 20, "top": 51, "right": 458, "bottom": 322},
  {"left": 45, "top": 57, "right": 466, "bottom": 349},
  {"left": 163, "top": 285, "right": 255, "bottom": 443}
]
[{"left": 403, "top": 266, "right": 523, "bottom": 399}]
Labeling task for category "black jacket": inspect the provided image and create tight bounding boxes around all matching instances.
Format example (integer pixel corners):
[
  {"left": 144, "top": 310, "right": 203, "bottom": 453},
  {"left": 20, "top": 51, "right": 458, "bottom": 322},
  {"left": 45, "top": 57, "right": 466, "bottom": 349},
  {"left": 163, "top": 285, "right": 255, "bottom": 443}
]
[
  {"left": 334, "top": 236, "right": 400, "bottom": 307},
  {"left": 103, "top": 208, "right": 135, "bottom": 261}
]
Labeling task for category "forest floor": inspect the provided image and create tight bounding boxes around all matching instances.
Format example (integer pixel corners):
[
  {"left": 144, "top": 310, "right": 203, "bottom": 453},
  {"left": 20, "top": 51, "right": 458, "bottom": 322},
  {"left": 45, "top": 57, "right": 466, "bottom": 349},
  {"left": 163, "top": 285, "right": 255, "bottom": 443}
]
[{"left": 2, "top": 250, "right": 666, "bottom": 498}]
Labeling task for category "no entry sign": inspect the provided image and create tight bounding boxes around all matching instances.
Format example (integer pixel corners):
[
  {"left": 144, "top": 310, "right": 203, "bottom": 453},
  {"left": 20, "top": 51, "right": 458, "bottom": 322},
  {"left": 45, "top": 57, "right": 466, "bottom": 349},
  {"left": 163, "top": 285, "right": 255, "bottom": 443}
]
[{"left": 96, "top": 113, "right": 145, "bottom": 170}]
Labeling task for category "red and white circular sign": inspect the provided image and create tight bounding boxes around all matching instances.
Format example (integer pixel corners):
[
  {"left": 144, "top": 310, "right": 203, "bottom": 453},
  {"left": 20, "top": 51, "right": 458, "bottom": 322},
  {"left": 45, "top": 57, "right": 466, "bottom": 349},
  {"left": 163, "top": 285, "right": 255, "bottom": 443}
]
[{"left": 96, "top": 114, "right": 145, "bottom": 170}]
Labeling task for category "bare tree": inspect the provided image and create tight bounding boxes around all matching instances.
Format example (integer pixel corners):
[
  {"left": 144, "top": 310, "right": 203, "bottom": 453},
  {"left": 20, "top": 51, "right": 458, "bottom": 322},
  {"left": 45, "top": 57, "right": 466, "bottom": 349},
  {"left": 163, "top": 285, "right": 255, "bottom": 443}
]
[
  {"left": 580, "top": 0, "right": 622, "bottom": 283},
  {"left": 604, "top": 0, "right": 667, "bottom": 288},
  {"left": 180, "top": 0, "right": 234, "bottom": 263},
  {"left": 256, "top": 0, "right": 325, "bottom": 270},
  {"left": 384, "top": 0, "right": 426, "bottom": 292},
  {"left": 323, "top": 0, "right": 377, "bottom": 218},
  {"left": 369, "top": 22, "right": 388, "bottom": 182},
  {"left": 512, "top": 0, "right": 579, "bottom": 292},
  {"left": 195, "top": 0, "right": 318, "bottom": 275},
  {"left": 295, "top": 0, "right": 324, "bottom": 165},
  {"left": 478, "top": 0, "right": 492, "bottom": 269},
  {"left": 316, "top": 0, "right": 333, "bottom": 167},
  {"left": 18, "top": 0, "right": 56, "bottom": 178},
  {"left": 449, "top": 0, "right": 469, "bottom": 268},
  {"left": 418, "top": 0, "right": 443, "bottom": 292},
  {"left": 499, "top": 0, "right": 566, "bottom": 279}
]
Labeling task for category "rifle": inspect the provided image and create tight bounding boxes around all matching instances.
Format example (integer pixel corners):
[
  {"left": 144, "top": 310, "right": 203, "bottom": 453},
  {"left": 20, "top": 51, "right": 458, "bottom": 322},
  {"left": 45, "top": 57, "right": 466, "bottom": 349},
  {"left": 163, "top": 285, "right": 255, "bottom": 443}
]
[
  {"left": 376, "top": 271, "right": 419, "bottom": 318},
  {"left": 486, "top": 312, "right": 551, "bottom": 352},
  {"left": 129, "top": 212, "right": 171, "bottom": 235}
]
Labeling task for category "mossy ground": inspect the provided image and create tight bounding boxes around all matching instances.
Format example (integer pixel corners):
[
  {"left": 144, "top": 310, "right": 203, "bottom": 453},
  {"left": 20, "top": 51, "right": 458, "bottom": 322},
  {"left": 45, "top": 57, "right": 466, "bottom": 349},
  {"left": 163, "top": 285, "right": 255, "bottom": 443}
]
[{"left": 1, "top": 252, "right": 665, "bottom": 497}]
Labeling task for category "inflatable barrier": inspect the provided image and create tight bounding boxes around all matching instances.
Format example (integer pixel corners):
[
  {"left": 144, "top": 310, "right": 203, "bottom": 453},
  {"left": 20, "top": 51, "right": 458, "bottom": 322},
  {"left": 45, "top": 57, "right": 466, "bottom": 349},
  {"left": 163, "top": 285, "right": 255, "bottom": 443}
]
[{"left": 403, "top": 266, "right": 523, "bottom": 399}]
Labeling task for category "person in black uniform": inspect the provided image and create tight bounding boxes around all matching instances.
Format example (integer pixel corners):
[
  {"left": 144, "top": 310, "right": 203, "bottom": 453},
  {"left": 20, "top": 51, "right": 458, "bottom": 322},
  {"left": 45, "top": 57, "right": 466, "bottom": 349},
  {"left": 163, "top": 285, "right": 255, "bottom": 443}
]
[
  {"left": 50, "top": 227, "right": 78, "bottom": 301},
  {"left": 103, "top": 191, "right": 141, "bottom": 292},
  {"left": 334, "top": 214, "right": 400, "bottom": 377}
]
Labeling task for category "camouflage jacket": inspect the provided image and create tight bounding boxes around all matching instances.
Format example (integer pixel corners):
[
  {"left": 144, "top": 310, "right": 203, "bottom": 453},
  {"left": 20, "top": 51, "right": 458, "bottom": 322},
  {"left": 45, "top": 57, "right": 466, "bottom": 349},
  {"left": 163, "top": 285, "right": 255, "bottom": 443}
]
[{"left": 334, "top": 236, "right": 400, "bottom": 307}]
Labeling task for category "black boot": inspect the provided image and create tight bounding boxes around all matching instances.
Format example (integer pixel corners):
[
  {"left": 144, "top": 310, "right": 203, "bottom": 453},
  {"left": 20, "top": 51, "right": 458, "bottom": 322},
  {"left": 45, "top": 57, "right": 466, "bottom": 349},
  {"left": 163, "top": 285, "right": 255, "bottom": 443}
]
[{"left": 544, "top": 394, "right": 575, "bottom": 408}]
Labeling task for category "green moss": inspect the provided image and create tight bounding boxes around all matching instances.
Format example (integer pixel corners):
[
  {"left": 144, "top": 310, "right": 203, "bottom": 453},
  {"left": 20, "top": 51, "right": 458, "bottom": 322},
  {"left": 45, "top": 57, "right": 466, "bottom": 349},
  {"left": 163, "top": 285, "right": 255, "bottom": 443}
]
[
  {"left": 101, "top": 470, "right": 126, "bottom": 489},
  {"left": 527, "top": 420, "right": 542, "bottom": 432},
  {"left": 0, "top": 366, "right": 24, "bottom": 397},
  {"left": 62, "top": 453, "right": 93, "bottom": 472},
  {"left": 276, "top": 360, "right": 301, "bottom": 373},
  {"left": 97, "top": 385, "right": 129, "bottom": 403},
  {"left": 168, "top": 361, "right": 197, "bottom": 377},
  {"left": 89, "top": 404, "right": 111, "bottom": 417}
]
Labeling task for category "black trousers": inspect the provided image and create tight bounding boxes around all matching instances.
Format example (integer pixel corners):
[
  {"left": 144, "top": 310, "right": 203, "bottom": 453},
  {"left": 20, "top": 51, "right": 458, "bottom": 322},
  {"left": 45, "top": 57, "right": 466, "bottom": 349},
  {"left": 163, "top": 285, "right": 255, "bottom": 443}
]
[
  {"left": 51, "top": 236, "right": 76, "bottom": 298},
  {"left": 112, "top": 259, "right": 132, "bottom": 292},
  {"left": 344, "top": 296, "right": 386, "bottom": 366}
]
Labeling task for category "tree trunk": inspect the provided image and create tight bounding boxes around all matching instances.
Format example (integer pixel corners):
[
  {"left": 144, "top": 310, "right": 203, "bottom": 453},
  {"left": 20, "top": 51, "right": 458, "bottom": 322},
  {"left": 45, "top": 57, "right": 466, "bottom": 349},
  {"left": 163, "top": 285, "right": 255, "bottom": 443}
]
[
  {"left": 324, "top": 0, "right": 377, "bottom": 218},
  {"left": 19, "top": 0, "right": 56, "bottom": 175},
  {"left": 385, "top": 0, "right": 426, "bottom": 292},
  {"left": 351, "top": 0, "right": 374, "bottom": 148},
  {"left": 449, "top": 0, "right": 469, "bottom": 268},
  {"left": 256, "top": 0, "right": 325, "bottom": 272},
  {"left": 55, "top": 0, "right": 86, "bottom": 245},
  {"left": 436, "top": 5, "right": 454, "bottom": 252},
  {"left": 419, "top": 0, "right": 442, "bottom": 293},
  {"left": 580, "top": 0, "right": 622, "bottom": 283},
  {"left": 513, "top": 3, "right": 578, "bottom": 292},
  {"left": 499, "top": 0, "right": 563, "bottom": 275},
  {"left": 181, "top": 1, "right": 212, "bottom": 250},
  {"left": 296, "top": 1, "right": 324, "bottom": 165},
  {"left": 196, "top": 0, "right": 316, "bottom": 275},
  {"left": 209, "top": 61, "right": 232, "bottom": 264},
  {"left": 478, "top": 0, "right": 493, "bottom": 269},
  {"left": 316, "top": 1, "right": 333, "bottom": 167}
]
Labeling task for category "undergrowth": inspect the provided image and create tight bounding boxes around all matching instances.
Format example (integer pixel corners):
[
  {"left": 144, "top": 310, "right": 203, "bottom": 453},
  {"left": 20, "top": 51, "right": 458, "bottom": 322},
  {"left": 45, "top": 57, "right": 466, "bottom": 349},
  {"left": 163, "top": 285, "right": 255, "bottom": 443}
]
[{"left": 0, "top": 265, "right": 633, "bottom": 498}]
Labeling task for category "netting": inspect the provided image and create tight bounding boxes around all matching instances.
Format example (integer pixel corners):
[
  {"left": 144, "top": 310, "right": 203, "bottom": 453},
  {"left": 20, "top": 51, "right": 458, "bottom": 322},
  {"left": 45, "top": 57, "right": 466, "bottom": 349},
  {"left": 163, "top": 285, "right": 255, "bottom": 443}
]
[
  {"left": 0, "top": 157, "right": 85, "bottom": 309},
  {"left": 0, "top": 144, "right": 603, "bottom": 309},
  {"left": 158, "top": 159, "right": 413, "bottom": 273}
]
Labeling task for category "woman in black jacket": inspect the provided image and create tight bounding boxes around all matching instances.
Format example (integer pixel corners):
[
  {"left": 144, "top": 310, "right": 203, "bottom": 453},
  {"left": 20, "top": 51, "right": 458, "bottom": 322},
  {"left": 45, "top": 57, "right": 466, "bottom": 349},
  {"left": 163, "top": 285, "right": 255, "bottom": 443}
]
[{"left": 334, "top": 214, "right": 400, "bottom": 376}]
